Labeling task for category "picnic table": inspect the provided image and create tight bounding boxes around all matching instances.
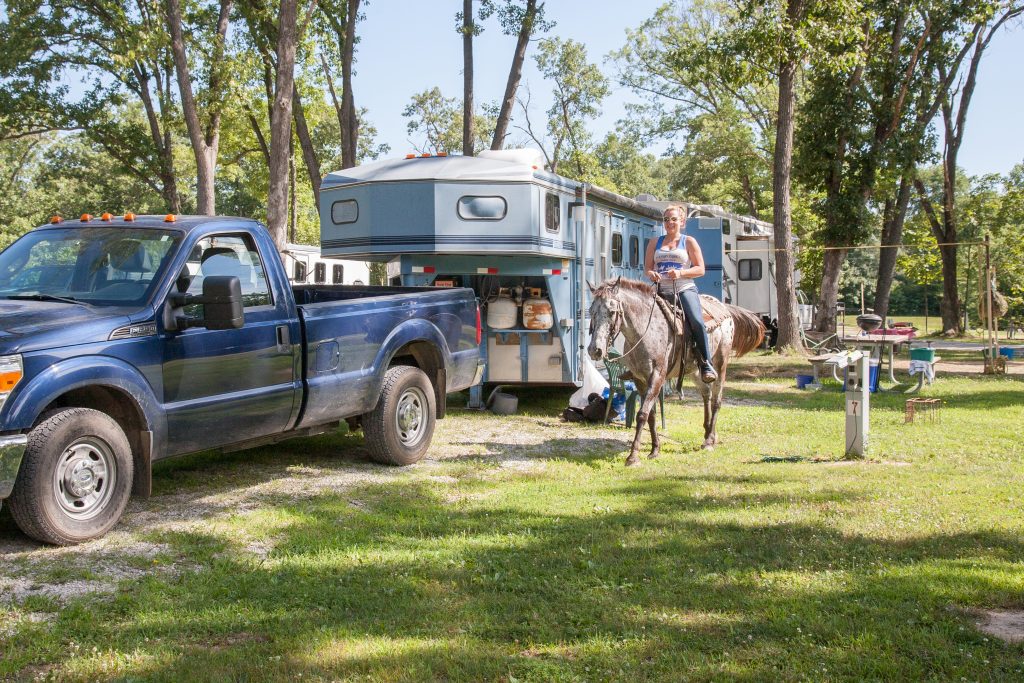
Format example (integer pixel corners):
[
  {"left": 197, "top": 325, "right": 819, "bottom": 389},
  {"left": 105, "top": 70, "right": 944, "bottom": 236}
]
[{"left": 842, "top": 334, "right": 909, "bottom": 384}]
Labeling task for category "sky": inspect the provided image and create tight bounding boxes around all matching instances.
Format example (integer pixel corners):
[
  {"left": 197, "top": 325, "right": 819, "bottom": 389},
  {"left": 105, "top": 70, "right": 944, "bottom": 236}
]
[{"left": 351, "top": 0, "right": 1024, "bottom": 179}]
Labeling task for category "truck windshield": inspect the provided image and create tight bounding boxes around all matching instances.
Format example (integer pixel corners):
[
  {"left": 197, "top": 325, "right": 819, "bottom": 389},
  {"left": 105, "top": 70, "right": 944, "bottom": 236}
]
[{"left": 0, "top": 227, "right": 181, "bottom": 306}]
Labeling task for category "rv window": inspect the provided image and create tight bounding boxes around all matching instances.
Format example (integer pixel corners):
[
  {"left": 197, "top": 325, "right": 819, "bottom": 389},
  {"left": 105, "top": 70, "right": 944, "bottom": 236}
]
[
  {"left": 314, "top": 262, "right": 326, "bottom": 284},
  {"left": 739, "top": 258, "right": 762, "bottom": 281},
  {"left": 293, "top": 261, "right": 307, "bottom": 282},
  {"left": 545, "top": 193, "right": 560, "bottom": 232},
  {"left": 331, "top": 200, "right": 358, "bottom": 225},
  {"left": 332, "top": 264, "right": 344, "bottom": 284},
  {"left": 629, "top": 236, "right": 639, "bottom": 267},
  {"left": 457, "top": 196, "right": 507, "bottom": 221},
  {"left": 611, "top": 233, "right": 623, "bottom": 266}
]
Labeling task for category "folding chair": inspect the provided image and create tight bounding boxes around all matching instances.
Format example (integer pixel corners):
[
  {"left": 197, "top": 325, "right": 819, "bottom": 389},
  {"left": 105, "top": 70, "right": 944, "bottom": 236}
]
[{"left": 603, "top": 350, "right": 665, "bottom": 429}]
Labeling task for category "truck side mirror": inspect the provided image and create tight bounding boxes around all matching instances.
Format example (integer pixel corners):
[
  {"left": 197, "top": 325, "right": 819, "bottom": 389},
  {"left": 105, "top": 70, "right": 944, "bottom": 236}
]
[
  {"left": 164, "top": 275, "right": 244, "bottom": 331},
  {"left": 199, "top": 276, "right": 245, "bottom": 329}
]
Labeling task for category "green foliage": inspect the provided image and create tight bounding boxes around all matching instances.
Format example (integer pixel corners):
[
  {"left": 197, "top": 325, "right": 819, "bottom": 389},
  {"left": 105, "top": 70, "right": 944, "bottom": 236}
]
[
  {"left": 402, "top": 88, "right": 496, "bottom": 156},
  {"left": 530, "top": 37, "right": 609, "bottom": 176}
]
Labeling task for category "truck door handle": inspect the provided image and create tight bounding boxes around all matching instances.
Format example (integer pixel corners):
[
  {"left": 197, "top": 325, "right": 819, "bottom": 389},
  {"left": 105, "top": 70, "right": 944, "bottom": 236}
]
[{"left": 276, "top": 325, "right": 290, "bottom": 352}]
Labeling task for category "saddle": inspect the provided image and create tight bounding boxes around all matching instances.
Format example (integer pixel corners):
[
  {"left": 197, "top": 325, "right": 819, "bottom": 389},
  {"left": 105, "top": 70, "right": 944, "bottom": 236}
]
[{"left": 655, "top": 293, "right": 729, "bottom": 390}]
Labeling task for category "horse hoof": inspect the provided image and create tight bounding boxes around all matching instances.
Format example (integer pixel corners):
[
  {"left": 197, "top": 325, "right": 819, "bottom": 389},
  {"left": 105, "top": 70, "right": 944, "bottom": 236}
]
[
  {"left": 702, "top": 442, "right": 715, "bottom": 451},
  {"left": 648, "top": 450, "right": 660, "bottom": 460},
  {"left": 625, "top": 455, "right": 641, "bottom": 467}
]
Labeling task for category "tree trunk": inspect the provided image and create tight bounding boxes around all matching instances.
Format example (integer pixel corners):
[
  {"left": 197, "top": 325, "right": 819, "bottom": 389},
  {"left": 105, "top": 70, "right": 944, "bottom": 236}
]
[
  {"left": 771, "top": 57, "right": 802, "bottom": 351},
  {"left": 938, "top": 240, "right": 959, "bottom": 333},
  {"left": 340, "top": 0, "right": 360, "bottom": 168},
  {"left": 164, "top": 0, "right": 231, "bottom": 215},
  {"left": 292, "top": 84, "right": 321, "bottom": 206},
  {"left": 462, "top": 0, "right": 475, "bottom": 156},
  {"left": 873, "top": 175, "right": 912, "bottom": 319},
  {"left": 491, "top": 0, "right": 537, "bottom": 150},
  {"left": 813, "top": 247, "right": 848, "bottom": 333},
  {"left": 266, "top": 0, "right": 300, "bottom": 252}
]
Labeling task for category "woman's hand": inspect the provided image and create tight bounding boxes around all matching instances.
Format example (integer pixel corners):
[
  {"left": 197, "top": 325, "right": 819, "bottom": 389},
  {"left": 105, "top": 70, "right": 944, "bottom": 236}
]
[{"left": 647, "top": 269, "right": 661, "bottom": 283}]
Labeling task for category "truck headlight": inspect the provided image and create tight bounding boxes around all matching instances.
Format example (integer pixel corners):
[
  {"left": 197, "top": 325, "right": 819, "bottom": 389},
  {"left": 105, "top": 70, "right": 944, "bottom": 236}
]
[{"left": 0, "top": 355, "right": 24, "bottom": 410}]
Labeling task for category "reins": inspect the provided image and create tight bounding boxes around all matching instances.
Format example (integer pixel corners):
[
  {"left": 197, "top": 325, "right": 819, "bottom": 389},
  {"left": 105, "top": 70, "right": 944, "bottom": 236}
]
[{"left": 602, "top": 284, "right": 680, "bottom": 363}]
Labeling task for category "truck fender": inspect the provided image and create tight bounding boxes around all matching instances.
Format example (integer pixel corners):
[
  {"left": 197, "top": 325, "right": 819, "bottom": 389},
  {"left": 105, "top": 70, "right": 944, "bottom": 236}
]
[
  {"left": 369, "top": 319, "right": 452, "bottom": 416},
  {"left": 3, "top": 356, "right": 166, "bottom": 497}
]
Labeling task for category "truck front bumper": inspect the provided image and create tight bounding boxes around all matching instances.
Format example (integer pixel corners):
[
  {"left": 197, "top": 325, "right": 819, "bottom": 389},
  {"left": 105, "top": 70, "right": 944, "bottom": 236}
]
[{"left": 0, "top": 434, "right": 28, "bottom": 500}]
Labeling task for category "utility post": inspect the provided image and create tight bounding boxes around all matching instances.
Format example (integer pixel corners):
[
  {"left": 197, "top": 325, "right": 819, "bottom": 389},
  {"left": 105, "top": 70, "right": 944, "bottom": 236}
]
[{"left": 844, "top": 350, "right": 870, "bottom": 458}]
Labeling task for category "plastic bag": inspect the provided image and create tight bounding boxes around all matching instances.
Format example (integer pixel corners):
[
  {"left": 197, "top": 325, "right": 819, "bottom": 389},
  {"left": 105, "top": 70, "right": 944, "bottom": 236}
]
[{"left": 570, "top": 356, "right": 609, "bottom": 409}]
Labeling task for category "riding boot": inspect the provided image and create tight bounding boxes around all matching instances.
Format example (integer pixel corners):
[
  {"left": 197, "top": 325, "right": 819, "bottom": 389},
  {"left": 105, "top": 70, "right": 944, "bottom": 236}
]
[{"left": 701, "top": 359, "right": 718, "bottom": 384}]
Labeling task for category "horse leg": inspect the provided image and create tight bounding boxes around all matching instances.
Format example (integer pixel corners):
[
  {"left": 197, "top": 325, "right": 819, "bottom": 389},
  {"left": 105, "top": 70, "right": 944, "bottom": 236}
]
[
  {"left": 707, "top": 360, "right": 728, "bottom": 446},
  {"left": 647, "top": 403, "right": 661, "bottom": 460},
  {"left": 627, "top": 375, "right": 665, "bottom": 466}
]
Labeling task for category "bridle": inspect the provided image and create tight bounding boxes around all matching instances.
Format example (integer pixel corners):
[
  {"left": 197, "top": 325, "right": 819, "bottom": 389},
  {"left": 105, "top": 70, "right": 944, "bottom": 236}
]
[{"left": 593, "top": 287, "right": 660, "bottom": 362}]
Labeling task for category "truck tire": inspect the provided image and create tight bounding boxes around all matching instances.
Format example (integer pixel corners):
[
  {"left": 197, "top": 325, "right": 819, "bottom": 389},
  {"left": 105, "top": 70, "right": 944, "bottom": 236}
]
[
  {"left": 363, "top": 365, "right": 436, "bottom": 466},
  {"left": 7, "top": 408, "right": 134, "bottom": 546}
]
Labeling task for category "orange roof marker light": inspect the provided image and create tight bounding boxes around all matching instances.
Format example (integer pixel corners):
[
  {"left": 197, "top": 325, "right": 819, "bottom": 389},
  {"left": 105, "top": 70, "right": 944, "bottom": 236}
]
[
  {"left": 405, "top": 153, "right": 416, "bottom": 159},
  {"left": 101, "top": 212, "right": 113, "bottom": 221},
  {"left": 80, "top": 213, "right": 93, "bottom": 222},
  {"left": 164, "top": 214, "right": 176, "bottom": 223},
  {"left": 437, "top": 152, "right": 448, "bottom": 157},
  {"left": 420, "top": 153, "right": 431, "bottom": 158},
  {"left": 50, "top": 215, "right": 63, "bottom": 224},
  {"left": 123, "top": 212, "right": 136, "bottom": 222}
]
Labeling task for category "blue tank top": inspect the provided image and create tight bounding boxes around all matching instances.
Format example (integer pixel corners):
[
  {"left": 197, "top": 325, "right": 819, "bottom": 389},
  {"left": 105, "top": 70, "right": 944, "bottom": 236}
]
[{"left": 653, "top": 235, "right": 697, "bottom": 295}]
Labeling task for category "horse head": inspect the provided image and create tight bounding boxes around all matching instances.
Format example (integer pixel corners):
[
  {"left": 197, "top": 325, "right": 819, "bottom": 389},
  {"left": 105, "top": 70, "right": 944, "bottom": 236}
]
[{"left": 587, "top": 277, "right": 624, "bottom": 362}]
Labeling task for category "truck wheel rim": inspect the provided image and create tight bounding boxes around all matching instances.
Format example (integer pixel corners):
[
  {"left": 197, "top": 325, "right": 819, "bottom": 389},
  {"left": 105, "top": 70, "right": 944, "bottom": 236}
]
[
  {"left": 52, "top": 437, "right": 117, "bottom": 521},
  {"left": 395, "top": 386, "right": 427, "bottom": 447}
]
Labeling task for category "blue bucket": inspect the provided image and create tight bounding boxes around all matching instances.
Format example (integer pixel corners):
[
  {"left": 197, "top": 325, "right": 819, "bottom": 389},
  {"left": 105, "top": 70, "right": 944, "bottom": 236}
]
[
  {"left": 999, "top": 346, "right": 1016, "bottom": 360},
  {"left": 795, "top": 374, "right": 814, "bottom": 389},
  {"left": 868, "top": 359, "right": 880, "bottom": 393}
]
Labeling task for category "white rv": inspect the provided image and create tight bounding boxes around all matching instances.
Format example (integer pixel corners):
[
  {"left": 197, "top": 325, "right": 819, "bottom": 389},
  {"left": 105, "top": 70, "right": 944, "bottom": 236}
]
[{"left": 281, "top": 243, "right": 369, "bottom": 286}]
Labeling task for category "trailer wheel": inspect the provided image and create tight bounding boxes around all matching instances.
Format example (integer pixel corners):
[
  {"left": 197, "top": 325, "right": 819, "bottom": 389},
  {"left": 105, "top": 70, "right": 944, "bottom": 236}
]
[
  {"left": 7, "top": 408, "right": 133, "bottom": 546},
  {"left": 363, "top": 365, "right": 436, "bottom": 466}
]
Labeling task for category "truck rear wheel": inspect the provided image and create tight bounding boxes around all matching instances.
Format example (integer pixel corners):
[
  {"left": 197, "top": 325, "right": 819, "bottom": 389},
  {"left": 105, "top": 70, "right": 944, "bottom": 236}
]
[
  {"left": 7, "top": 408, "right": 133, "bottom": 546},
  {"left": 363, "top": 365, "right": 436, "bottom": 466}
]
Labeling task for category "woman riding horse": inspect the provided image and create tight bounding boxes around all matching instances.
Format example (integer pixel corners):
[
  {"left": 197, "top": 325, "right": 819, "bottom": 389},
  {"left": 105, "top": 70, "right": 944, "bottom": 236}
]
[{"left": 644, "top": 205, "right": 717, "bottom": 384}]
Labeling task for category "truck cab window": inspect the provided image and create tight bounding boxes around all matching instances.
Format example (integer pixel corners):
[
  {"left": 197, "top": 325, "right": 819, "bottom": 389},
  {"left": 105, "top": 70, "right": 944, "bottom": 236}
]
[{"left": 185, "top": 234, "right": 272, "bottom": 309}]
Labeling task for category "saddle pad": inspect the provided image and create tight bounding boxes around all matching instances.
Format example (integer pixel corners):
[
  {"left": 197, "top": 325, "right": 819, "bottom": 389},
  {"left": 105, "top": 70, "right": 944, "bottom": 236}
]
[{"left": 657, "top": 294, "right": 730, "bottom": 334}]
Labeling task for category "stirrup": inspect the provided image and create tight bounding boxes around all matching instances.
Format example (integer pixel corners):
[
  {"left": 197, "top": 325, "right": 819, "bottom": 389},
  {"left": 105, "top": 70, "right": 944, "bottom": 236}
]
[{"left": 701, "top": 363, "right": 718, "bottom": 384}]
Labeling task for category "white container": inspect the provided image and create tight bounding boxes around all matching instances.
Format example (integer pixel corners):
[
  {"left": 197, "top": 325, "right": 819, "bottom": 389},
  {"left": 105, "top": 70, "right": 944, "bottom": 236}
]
[
  {"left": 487, "top": 296, "right": 518, "bottom": 329},
  {"left": 522, "top": 297, "right": 553, "bottom": 330}
]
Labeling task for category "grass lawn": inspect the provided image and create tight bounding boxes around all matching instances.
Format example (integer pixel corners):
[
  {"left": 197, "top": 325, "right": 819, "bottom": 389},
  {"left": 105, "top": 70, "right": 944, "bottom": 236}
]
[{"left": 1, "top": 360, "right": 1023, "bottom": 681}]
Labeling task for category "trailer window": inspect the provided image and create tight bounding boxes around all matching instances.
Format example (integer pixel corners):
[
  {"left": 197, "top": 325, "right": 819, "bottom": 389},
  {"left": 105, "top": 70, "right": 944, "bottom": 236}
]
[
  {"left": 331, "top": 200, "right": 358, "bottom": 225},
  {"left": 739, "top": 258, "right": 762, "bottom": 281},
  {"left": 457, "top": 196, "right": 507, "bottom": 221},
  {"left": 314, "top": 262, "right": 326, "bottom": 284},
  {"left": 722, "top": 219, "right": 731, "bottom": 235},
  {"left": 545, "top": 193, "right": 560, "bottom": 233},
  {"left": 629, "top": 236, "right": 639, "bottom": 267},
  {"left": 293, "top": 261, "right": 307, "bottom": 282},
  {"left": 611, "top": 233, "right": 623, "bottom": 266},
  {"left": 332, "top": 264, "right": 344, "bottom": 284}
]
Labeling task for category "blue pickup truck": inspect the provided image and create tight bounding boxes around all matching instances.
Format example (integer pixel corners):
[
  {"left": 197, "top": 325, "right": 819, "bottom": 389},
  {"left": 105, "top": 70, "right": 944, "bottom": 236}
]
[{"left": 0, "top": 214, "right": 483, "bottom": 545}]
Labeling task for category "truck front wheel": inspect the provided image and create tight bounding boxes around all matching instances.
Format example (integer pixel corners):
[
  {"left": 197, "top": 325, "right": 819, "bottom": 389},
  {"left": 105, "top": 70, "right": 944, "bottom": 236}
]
[
  {"left": 363, "top": 365, "right": 436, "bottom": 466},
  {"left": 7, "top": 408, "right": 134, "bottom": 545}
]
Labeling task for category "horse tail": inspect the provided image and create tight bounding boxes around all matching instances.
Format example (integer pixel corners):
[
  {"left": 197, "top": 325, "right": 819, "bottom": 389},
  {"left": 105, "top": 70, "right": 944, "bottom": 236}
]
[{"left": 726, "top": 304, "right": 766, "bottom": 357}]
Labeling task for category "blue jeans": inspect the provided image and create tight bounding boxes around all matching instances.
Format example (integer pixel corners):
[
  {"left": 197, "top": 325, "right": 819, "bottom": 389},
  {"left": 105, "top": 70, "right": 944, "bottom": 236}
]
[{"left": 660, "top": 287, "right": 713, "bottom": 367}]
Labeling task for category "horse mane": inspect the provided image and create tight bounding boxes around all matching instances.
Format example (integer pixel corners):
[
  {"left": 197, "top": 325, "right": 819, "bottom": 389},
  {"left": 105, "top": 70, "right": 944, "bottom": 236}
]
[{"left": 593, "top": 277, "right": 655, "bottom": 298}]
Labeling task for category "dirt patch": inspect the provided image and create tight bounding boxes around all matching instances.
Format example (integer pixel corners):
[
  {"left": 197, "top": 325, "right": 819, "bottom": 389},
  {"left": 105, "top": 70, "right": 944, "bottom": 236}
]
[{"left": 967, "top": 608, "right": 1024, "bottom": 643}]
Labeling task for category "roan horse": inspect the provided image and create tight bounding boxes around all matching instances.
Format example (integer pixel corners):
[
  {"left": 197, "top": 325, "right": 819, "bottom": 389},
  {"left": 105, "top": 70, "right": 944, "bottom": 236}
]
[{"left": 587, "top": 277, "right": 766, "bottom": 466}]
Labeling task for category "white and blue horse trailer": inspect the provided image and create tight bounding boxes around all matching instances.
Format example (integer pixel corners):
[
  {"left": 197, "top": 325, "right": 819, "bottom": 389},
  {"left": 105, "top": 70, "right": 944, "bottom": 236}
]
[{"left": 317, "top": 150, "right": 784, "bottom": 404}]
